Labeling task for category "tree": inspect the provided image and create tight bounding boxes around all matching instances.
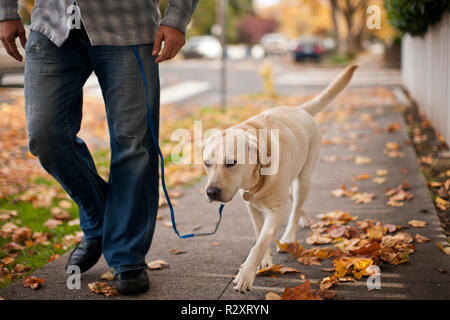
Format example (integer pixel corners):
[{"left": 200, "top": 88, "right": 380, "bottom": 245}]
[
  {"left": 339, "top": 0, "right": 367, "bottom": 52},
  {"left": 237, "top": 15, "right": 278, "bottom": 45},
  {"left": 329, "top": 0, "right": 340, "bottom": 52},
  {"left": 385, "top": 0, "right": 450, "bottom": 37}
]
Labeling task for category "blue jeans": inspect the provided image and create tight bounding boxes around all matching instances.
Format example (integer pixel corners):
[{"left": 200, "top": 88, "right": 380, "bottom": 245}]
[{"left": 24, "top": 27, "right": 160, "bottom": 274}]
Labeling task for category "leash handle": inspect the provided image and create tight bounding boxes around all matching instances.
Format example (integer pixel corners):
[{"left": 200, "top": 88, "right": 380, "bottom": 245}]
[{"left": 131, "top": 46, "right": 224, "bottom": 239}]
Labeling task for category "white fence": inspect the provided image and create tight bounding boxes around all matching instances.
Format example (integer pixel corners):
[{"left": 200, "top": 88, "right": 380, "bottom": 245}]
[{"left": 402, "top": 12, "right": 450, "bottom": 144}]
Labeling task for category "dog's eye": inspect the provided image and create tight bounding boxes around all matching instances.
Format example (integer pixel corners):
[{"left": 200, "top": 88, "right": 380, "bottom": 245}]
[
  {"left": 204, "top": 160, "right": 212, "bottom": 168},
  {"left": 225, "top": 160, "right": 237, "bottom": 168}
]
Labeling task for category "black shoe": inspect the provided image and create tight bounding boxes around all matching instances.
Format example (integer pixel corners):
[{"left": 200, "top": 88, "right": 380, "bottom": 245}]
[
  {"left": 114, "top": 269, "right": 150, "bottom": 295},
  {"left": 65, "top": 239, "right": 102, "bottom": 274}
]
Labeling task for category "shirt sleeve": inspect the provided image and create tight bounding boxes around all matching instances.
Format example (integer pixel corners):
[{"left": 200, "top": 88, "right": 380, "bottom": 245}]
[
  {"left": 160, "top": 0, "right": 199, "bottom": 33},
  {"left": 0, "top": 0, "right": 21, "bottom": 21}
]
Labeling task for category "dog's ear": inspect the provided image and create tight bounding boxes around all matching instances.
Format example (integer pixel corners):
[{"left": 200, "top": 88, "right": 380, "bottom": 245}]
[
  {"left": 246, "top": 132, "right": 258, "bottom": 164},
  {"left": 256, "top": 129, "right": 271, "bottom": 167},
  {"left": 245, "top": 129, "right": 271, "bottom": 167}
]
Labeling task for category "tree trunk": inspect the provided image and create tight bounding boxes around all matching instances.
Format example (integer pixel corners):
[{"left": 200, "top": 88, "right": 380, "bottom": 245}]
[
  {"left": 330, "top": 0, "right": 340, "bottom": 53},
  {"left": 355, "top": 0, "right": 368, "bottom": 50},
  {"left": 343, "top": 9, "right": 354, "bottom": 52}
]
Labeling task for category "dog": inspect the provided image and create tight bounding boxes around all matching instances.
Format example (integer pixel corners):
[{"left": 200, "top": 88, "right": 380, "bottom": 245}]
[{"left": 202, "top": 65, "right": 358, "bottom": 293}]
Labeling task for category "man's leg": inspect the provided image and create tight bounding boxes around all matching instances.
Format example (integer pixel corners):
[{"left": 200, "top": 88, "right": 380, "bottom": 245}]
[
  {"left": 88, "top": 44, "right": 160, "bottom": 276},
  {"left": 25, "top": 29, "right": 107, "bottom": 243}
]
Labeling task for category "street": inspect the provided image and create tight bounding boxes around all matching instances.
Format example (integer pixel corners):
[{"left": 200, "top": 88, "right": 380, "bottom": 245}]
[{"left": 1, "top": 54, "right": 401, "bottom": 108}]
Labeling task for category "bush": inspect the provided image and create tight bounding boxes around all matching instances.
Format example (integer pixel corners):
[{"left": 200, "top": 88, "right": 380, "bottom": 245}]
[{"left": 385, "top": 0, "right": 450, "bottom": 36}]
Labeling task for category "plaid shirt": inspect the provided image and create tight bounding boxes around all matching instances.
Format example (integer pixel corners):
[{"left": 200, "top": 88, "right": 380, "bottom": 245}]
[{"left": 0, "top": 0, "right": 198, "bottom": 47}]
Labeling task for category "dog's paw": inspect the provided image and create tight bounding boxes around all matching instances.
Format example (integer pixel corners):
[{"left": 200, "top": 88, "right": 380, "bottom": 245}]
[
  {"left": 298, "top": 216, "right": 312, "bottom": 228},
  {"left": 277, "top": 235, "right": 296, "bottom": 252},
  {"left": 259, "top": 251, "right": 273, "bottom": 269},
  {"left": 233, "top": 267, "right": 256, "bottom": 293}
]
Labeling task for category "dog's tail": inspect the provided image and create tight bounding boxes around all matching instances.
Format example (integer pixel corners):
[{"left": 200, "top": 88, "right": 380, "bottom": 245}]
[{"left": 300, "top": 64, "right": 358, "bottom": 116}]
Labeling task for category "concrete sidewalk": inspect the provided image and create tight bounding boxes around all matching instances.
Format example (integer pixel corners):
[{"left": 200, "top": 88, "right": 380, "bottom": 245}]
[{"left": 1, "top": 92, "right": 449, "bottom": 300}]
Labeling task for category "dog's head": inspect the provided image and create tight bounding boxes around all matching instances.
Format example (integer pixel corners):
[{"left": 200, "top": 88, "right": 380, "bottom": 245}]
[{"left": 202, "top": 127, "right": 263, "bottom": 203}]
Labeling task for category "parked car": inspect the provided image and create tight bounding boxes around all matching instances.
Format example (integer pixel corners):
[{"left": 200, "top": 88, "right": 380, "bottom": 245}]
[
  {"left": 181, "top": 36, "right": 222, "bottom": 59},
  {"left": 260, "top": 33, "right": 290, "bottom": 56},
  {"left": 293, "top": 37, "right": 325, "bottom": 63}
]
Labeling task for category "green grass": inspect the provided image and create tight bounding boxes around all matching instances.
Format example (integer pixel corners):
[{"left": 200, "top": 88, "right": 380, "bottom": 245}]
[
  {"left": 324, "top": 52, "right": 355, "bottom": 66},
  {"left": 0, "top": 178, "right": 82, "bottom": 289}
]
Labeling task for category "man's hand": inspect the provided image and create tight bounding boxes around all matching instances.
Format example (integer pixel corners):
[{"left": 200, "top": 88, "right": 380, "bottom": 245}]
[
  {"left": 0, "top": 20, "right": 27, "bottom": 62},
  {"left": 152, "top": 25, "right": 185, "bottom": 64}
]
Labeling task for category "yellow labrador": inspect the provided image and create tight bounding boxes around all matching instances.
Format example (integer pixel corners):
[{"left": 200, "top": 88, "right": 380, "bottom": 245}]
[{"left": 203, "top": 65, "right": 358, "bottom": 293}]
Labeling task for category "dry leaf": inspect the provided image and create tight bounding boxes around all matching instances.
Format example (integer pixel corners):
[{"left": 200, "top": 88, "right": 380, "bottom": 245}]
[
  {"left": 58, "top": 200, "right": 73, "bottom": 209},
  {"left": 48, "top": 253, "right": 60, "bottom": 262},
  {"left": 306, "top": 232, "right": 332, "bottom": 245},
  {"left": 44, "top": 218, "right": 63, "bottom": 229},
  {"left": 297, "top": 257, "right": 321, "bottom": 266},
  {"left": 376, "top": 169, "right": 389, "bottom": 176},
  {"left": 320, "top": 275, "right": 338, "bottom": 290},
  {"left": 100, "top": 271, "right": 115, "bottom": 281},
  {"left": 147, "top": 259, "right": 169, "bottom": 270},
  {"left": 170, "top": 249, "right": 186, "bottom": 255},
  {"left": 354, "top": 156, "right": 372, "bottom": 165},
  {"left": 436, "top": 243, "right": 450, "bottom": 255},
  {"left": 408, "top": 220, "right": 427, "bottom": 228},
  {"left": 88, "top": 282, "right": 119, "bottom": 297},
  {"left": 22, "top": 276, "right": 45, "bottom": 290},
  {"left": 256, "top": 264, "right": 299, "bottom": 276},
  {"left": 373, "top": 177, "right": 387, "bottom": 184},
  {"left": 351, "top": 192, "right": 375, "bottom": 204},
  {"left": 265, "top": 291, "right": 282, "bottom": 300},
  {"left": 415, "top": 234, "right": 430, "bottom": 243}
]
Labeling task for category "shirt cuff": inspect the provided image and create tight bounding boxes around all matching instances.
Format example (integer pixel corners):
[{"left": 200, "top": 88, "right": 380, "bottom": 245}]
[
  {"left": 160, "top": 4, "right": 195, "bottom": 34},
  {"left": 0, "top": 4, "right": 21, "bottom": 21}
]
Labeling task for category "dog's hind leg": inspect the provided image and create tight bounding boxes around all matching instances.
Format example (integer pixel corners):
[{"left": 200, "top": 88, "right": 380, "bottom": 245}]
[{"left": 245, "top": 202, "right": 272, "bottom": 269}]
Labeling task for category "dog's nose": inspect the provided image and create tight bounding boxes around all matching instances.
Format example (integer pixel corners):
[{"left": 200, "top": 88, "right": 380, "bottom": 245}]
[{"left": 206, "top": 186, "right": 222, "bottom": 200}]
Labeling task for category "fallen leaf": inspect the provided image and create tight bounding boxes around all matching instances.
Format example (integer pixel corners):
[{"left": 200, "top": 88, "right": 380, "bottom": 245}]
[
  {"left": 338, "top": 276, "right": 357, "bottom": 282},
  {"left": 44, "top": 218, "right": 63, "bottom": 229},
  {"left": 147, "top": 259, "right": 169, "bottom": 270},
  {"left": 320, "top": 275, "right": 338, "bottom": 290},
  {"left": 306, "top": 232, "right": 332, "bottom": 245},
  {"left": 1, "top": 256, "right": 14, "bottom": 265},
  {"left": 408, "top": 220, "right": 427, "bottom": 228},
  {"left": 373, "top": 177, "right": 387, "bottom": 184},
  {"left": 170, "top": 249, "right": 186, "bottom": 255},
  {"left": 14, "top": 264, "right": 26, "bottom": 273},
  {"left": 297, "top": 256, "right": 321, "bottom": 266},
  {"left": 352, "top": 173, "right": 371, "bottom": 181},
  {"left": 415, "top": 234, "right": 430, "bottom": 243},
  {"left": 22, "top": 276, "right": 45, "bottom": 290},
  {"left": 100, "top": 271, "right": 115, "bottom": 281},
  {"left": 48, "top": 253, "right": 60, "bottom": 262},
  {"left": 58, "top": 200, "right": 73, "bottom": 209},
  {"left": 256, "top": 264, "right": 300, "bottom": 276},
  {"left": 326, "top": 224, "right": 346, "bottom": 238},
  {"left": 351, "top": 192, "right": 375, "bottom": 204},
  {"left": 354, "top": 156, "right": 372, "bottom": 165},
  {"left": 265, "top": 291, "right": 282, "bottom": 300},
  {"left": 376, "top": 169, "right": 389, "bottom": 176},
  {"left": 435, "top": 196, "right": 448, "bottom": 210},
  {"left": 436, "top": 243, "right": 450, "bottom": 255},
  {"left": 88, "top": 282, "right": 119, "bottom": 297}
]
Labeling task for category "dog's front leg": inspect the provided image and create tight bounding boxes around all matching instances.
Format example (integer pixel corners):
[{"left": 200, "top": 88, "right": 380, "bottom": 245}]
[{"left": 233, "top": 208, "right": 284, "bottom": 293}]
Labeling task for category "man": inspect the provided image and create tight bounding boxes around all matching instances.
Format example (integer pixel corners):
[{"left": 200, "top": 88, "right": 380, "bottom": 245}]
[{"left": 0, "top": 0, "right": 198, "bottom": 295}]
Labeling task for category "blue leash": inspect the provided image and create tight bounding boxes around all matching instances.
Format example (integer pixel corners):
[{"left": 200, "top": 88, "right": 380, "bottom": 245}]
[{"left": 131, "top": 46, "right": 224, "bottom": 239}]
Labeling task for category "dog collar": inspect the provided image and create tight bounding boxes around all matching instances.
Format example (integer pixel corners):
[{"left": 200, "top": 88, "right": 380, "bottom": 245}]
[{"left": 242, "top": 166, "right": 264, "bottom": 202}]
